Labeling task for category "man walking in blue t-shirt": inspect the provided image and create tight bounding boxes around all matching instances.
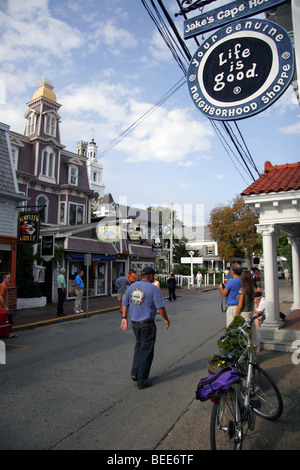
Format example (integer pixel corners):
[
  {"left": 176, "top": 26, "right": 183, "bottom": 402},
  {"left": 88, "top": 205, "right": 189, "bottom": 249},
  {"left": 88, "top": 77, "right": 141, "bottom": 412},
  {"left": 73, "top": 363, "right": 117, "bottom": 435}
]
[
  {"left": 74, "top": 270, "right": 84, "bottom": 313},
  {"left": 218, "top": 263, "right": 242, "bottom": 327},
  {"left": 121, "top": 266, "right": 170, "bottom": 390}
]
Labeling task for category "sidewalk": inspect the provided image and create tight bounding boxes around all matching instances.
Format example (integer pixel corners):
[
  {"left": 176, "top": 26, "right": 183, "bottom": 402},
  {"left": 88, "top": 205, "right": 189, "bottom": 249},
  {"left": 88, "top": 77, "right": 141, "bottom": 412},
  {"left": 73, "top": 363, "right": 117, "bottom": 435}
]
[{"left": 10, "top": 282, "right": 298, "bottom": 332}]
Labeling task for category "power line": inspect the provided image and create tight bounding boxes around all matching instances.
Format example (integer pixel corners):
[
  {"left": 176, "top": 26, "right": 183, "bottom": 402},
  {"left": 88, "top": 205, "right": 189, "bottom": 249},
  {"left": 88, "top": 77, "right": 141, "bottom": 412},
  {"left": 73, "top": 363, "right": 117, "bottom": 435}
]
[
  {"left": 95, "top": 76, "right": 186, "bottom": 161},
  {"left": 142, "top": 0, "right": 260, "bottom": 183}
]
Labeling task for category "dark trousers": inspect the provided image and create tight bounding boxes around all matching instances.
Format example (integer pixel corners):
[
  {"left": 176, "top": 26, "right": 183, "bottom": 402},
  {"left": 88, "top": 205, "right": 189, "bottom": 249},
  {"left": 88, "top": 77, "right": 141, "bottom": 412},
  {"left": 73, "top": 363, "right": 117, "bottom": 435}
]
[
  {"left": 57, "top": 288, "right": 65, "bottom": 315},
  {"left": 168, "top": 288, "right": 176, "bottom": 301},
  {"left": 131, "top": 322, "right": 156, "bottom": 388}
]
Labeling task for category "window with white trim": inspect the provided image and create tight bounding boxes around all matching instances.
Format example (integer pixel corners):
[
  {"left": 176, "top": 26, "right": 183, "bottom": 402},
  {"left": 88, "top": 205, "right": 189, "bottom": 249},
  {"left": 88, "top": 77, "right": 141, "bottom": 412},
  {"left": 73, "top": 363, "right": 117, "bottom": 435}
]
[
  {"left": 37, "top": 194, "right": 48, "bottom": 223},
  {"left": 69, "top": 166, "right": 78, "bottom": 185},
  {"left": 44, "top": 114, "right": 56, "bottom": 137},
  {"left": 69, "top": 203, "right": 84, "bottom": 225},
  {"left": 27, "top": 114, "right": 36, "bottom": 135},
  {"left": 11, "top": 146, "right": 19, "bottom": 170},
  {"left": 41, "top": 146, "right": 55, "bottom": 179},
  {"left": 59, "top": 202, "right": 66, "bottom": 224}
]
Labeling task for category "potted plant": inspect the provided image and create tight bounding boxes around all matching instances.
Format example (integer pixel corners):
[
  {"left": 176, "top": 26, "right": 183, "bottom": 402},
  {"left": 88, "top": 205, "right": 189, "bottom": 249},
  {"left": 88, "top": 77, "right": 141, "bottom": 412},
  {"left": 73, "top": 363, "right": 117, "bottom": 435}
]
[{"left": 208, "top": 315, "right": 250, "bottom": 374}]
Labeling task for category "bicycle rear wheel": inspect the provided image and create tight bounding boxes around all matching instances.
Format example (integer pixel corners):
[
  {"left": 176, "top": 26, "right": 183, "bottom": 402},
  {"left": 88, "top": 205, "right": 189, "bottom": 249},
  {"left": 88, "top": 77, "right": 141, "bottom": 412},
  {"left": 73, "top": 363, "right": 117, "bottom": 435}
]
[
  {"left": 251, "top": 364, "right": 283, "bottom": 420},
  {"left": 210, "top": 388, "right": 243, "bottom": 450}
]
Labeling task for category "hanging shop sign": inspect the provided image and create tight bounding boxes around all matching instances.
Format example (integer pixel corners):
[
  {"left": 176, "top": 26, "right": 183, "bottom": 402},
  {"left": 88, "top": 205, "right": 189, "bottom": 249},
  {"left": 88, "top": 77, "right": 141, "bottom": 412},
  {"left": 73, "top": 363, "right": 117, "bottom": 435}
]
[
  {"left": 18, "top": 212, "right": 40, "bottom": 244},
  {"left": 128, "top": 225, "right": 143, "bottom": 241},
  {"left": 187, "top": 19, "right": 294, "bottom": 121},
  {"left": 152, "top": 236, "right": 163, "bottom": 252},
  {"left": 96, "top": 224, "right": 120, "bottom": 242},
  {"left": 41, "top": 235, "right": 54, "bottom": 261},
  {"left": 184, "top": 0, "right": 287, "bottom": 38}
]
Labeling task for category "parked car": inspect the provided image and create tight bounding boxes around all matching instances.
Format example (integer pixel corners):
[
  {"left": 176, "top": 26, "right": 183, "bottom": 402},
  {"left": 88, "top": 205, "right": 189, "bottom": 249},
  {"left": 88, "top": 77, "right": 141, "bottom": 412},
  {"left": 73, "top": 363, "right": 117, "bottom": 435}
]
[{"left": 0, "top": 309, "right": 12, "bottom": 338}]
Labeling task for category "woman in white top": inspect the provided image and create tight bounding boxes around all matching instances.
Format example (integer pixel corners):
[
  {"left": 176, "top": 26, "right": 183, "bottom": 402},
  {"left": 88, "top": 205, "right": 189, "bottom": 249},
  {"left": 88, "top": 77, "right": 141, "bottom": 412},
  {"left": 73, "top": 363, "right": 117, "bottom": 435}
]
[{"left": 152, "top": 274, "right": 161, "bottom": 291}]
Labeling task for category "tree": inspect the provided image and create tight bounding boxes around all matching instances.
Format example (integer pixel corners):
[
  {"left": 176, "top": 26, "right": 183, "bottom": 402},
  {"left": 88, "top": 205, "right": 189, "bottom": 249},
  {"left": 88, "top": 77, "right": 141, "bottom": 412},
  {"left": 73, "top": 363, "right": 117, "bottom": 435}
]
[
  {"left": 147, "top": 205, "right": 183, "bottom": 238},
  {"left": 277, "top": 235, "right": 292, "bottom": 270},
  {"left": 208, "top": 196, "right": 261, "bottom": 267}
]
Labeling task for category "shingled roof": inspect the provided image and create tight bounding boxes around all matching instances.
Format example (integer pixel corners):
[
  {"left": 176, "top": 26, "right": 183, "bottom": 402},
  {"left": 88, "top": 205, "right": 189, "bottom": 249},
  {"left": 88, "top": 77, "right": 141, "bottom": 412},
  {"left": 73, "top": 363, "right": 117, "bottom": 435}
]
[{"left": 242, "top": 161, "right": 300, "bottom": 196}]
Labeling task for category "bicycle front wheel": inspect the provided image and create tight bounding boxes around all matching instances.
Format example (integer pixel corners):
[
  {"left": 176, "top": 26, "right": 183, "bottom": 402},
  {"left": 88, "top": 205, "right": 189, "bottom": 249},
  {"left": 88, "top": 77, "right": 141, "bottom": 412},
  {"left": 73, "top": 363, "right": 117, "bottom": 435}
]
[
  {"left": 251, "top": 364, "right": 283, "bottom": 421},
  {"left": 210, "top": 388, "right": 243, "bottom": 450}
]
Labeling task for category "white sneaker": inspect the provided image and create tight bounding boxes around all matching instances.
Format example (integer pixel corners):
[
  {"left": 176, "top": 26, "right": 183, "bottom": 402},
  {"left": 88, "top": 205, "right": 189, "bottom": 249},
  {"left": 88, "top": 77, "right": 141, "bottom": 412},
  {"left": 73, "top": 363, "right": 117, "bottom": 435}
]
[
  {"left": 74, "top": 310, "right": 80, "bottom": 313},
  {"left": 79, "top": 309, "right": 84, "bottom": 313}
]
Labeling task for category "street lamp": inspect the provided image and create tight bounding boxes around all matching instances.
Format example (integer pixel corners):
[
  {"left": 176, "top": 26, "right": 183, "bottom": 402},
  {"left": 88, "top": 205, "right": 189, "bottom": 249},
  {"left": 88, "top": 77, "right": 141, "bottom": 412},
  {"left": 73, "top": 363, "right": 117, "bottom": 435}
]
[{"left": 188, "top": 251, "right": 194, "bottom": 286}]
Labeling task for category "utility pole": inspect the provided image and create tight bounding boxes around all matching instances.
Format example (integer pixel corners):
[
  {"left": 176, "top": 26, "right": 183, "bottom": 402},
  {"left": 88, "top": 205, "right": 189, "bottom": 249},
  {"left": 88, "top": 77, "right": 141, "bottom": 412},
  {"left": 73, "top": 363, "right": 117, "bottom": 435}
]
[{"left": 170, "top": 202, "right": 173, "bottom": 272}]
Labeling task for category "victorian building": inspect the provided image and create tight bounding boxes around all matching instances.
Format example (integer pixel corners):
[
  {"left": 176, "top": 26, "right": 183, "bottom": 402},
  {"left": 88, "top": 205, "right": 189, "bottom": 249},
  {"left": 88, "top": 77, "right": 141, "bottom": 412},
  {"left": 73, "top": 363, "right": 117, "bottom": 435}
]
[{"left": 9, "top": 80, "right": 159, "bottom": 303}]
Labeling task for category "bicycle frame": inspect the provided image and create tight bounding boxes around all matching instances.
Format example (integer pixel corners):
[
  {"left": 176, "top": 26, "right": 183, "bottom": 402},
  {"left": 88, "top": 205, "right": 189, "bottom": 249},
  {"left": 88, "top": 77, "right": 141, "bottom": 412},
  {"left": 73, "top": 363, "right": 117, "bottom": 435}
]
[
  {"left": 219, "top": 315, "right": 262, "bottom": 428},
  {"left": 212, "top": 313, "right": 282, "bottom": 449}
]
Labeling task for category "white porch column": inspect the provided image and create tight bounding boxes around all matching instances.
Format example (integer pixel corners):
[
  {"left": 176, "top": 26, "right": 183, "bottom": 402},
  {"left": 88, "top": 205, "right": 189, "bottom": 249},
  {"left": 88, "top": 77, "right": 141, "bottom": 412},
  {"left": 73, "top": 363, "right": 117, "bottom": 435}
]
[
  {"left": 257, "top": 224, "right": 282, "bottom": 328},
  {"left": 289, "top": 236, "right": 300, "bottom": 309}
]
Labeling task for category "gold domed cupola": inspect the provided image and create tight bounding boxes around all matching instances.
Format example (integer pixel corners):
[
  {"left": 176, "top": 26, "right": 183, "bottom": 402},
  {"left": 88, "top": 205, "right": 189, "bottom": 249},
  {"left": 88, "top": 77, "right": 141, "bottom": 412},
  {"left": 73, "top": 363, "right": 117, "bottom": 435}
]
[{"left": 32, "top": 79, "right": 57, "bottom": 103}]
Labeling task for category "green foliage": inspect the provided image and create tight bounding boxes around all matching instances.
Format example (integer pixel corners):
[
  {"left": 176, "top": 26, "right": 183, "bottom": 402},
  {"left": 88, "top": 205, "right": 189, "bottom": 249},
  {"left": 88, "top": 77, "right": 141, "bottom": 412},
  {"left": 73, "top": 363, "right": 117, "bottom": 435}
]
[
  {"left": 210, "top": 315, "right": 250, "bottom": 365},
  {"left": 277, "top": 235, "right": 292, "bottom": 271},
  {"left": 34, "top": 243, "right": 63, "bottom": 264},
  {"left": 208, "top": 196, "right": 262, "bottom": 266},
  {"left": 16, "top": 243, "right": 42, "bottom": 298}
]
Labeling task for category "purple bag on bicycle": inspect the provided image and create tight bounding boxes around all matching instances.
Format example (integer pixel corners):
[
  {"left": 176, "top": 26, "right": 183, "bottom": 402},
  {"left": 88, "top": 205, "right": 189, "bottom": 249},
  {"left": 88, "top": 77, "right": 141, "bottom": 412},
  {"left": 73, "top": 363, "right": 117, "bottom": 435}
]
[{"left": 196, "top": 366, "right": 242, "bottom": 402}]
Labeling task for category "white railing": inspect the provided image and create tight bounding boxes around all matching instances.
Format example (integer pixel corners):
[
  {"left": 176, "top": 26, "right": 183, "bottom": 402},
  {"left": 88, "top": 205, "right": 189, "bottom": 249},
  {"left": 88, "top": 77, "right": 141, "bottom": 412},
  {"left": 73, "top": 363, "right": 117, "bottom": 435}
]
[{"left": 158, "top": 273, "right": 223, "bottom": 289}]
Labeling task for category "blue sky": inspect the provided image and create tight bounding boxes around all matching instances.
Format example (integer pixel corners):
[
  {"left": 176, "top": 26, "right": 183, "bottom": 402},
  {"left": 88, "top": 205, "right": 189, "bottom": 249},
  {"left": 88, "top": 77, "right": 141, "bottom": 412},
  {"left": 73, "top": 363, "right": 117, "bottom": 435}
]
[{"left": 0, "top": 0, "right": 299, "bottom": 226}]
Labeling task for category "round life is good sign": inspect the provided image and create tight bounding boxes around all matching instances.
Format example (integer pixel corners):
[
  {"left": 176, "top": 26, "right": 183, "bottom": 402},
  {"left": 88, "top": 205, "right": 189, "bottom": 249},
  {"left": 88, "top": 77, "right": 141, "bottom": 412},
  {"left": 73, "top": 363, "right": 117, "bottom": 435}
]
[{"left": 187, "top": 19, "right": 294, "bottom": 121}]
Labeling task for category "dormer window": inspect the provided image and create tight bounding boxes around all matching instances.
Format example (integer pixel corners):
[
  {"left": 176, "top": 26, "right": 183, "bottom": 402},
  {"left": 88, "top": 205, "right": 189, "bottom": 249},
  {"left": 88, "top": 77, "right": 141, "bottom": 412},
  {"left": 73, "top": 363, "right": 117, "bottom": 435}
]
[
  {"left": 70, "top": 165, "right": 78, "bottom": 185},
  {"left": 44, "top": 114, "right": 56, "bottom": 137}
]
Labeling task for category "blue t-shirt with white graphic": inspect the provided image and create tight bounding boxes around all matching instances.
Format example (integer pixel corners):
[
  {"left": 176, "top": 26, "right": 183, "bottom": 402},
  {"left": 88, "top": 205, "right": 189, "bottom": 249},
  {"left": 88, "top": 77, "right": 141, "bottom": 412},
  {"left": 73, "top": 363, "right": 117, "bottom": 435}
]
[{"left": 123, "top": 280, "right": 166, "bottom": 322}]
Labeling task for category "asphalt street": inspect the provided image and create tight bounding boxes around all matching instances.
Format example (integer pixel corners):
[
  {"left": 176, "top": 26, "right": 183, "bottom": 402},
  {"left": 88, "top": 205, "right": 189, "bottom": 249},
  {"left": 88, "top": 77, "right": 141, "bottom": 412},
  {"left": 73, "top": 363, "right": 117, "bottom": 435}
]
[{"left": 1, "top": 288, "right": 299, "bottom": 452}]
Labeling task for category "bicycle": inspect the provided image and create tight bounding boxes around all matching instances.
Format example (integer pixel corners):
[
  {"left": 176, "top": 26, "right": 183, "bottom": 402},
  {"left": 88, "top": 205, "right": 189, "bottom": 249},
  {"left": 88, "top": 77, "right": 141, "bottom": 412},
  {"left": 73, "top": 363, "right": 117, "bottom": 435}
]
[{"left": 210, "top": 313, "right": 283, "bottom": 450}]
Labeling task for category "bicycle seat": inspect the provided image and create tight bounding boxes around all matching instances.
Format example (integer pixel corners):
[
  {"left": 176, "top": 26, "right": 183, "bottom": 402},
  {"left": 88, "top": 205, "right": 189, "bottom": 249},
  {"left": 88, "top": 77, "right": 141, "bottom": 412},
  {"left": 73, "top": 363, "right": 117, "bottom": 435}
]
[{"left": 219, "top": 349, "right": 239, "bottom": 363}]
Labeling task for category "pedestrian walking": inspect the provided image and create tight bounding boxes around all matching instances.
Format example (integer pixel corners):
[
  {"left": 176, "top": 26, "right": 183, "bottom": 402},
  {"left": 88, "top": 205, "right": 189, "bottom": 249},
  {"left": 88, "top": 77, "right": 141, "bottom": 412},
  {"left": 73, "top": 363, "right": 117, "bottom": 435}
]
[
  {"left": 115, "top": 272, "right": 130, "bottom": 311},
  {"left": 128, "top": 270, "right": 137, "bottom": 283},
  {"left": 74, "top": 270, "right": 84, "bottom": 313},
  {"left": 167, "top": 272, "right": 177, "bottom": 301},
  {"left": 121, "top": 266, "right": 170, "bottom": 390},
  {"left": 57, "top": 268, "right": 66, "bottom": 316},
  {"left": 152, "top": 273, "right": 161, "bottom": 291},
  {"left": 196, "top": 271, "right": 203, "bottom": 290}
]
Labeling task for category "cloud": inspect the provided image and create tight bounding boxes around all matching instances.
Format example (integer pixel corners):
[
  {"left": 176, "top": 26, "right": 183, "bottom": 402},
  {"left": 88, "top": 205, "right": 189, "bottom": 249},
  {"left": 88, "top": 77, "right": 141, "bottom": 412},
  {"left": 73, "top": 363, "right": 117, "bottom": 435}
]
[
  {"left": 87, "top": 20, "right": 138, "bottom": 55},
  {"left": 177, "top": 160, "right": 198, "bottom": 167},
  {"left": 0, "top": 0, "right": 214, "bottom": 169},
  {"left": 60, "top": 80, "right": 142, "bottom": 127},
  {"left": 0, "top": 0, "right": 84, "bottom": 63},
  {"left": 280, "top": 121, "right": 300, "bottom": 135},
  {"left": 212, "top": 173, "right": 229, "bottom": 180},
  {"left": 121, "top": 106, "right": 213, "bottom": 163},
  {"left": 58, "top": 78, "right": 214, "bottom": 165},
  {"left": 148, "top": 30, "right": 175, "bottom": 63}
]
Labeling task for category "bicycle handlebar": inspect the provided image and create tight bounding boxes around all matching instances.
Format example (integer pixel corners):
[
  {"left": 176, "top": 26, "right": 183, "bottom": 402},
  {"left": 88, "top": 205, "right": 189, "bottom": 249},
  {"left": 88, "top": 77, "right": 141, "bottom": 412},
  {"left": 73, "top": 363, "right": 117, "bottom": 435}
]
[{"left": 220, "top": 312, "right": 263, "bottom": 342}]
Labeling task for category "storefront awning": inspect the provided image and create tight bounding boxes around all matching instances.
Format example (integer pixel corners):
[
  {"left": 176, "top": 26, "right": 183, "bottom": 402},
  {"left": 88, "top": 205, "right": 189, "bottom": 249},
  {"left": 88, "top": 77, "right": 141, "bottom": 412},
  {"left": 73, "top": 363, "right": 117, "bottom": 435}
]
[{"left": 66, "top": 252, "right": 116, "bottom": 261}]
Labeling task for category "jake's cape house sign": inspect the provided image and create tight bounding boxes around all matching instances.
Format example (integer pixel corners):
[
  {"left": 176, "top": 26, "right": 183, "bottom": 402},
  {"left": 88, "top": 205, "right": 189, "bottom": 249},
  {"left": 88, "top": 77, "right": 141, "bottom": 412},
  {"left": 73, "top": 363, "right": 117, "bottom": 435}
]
[{"left": 187, "top": 19, "right": 294, "bottom": 121}]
